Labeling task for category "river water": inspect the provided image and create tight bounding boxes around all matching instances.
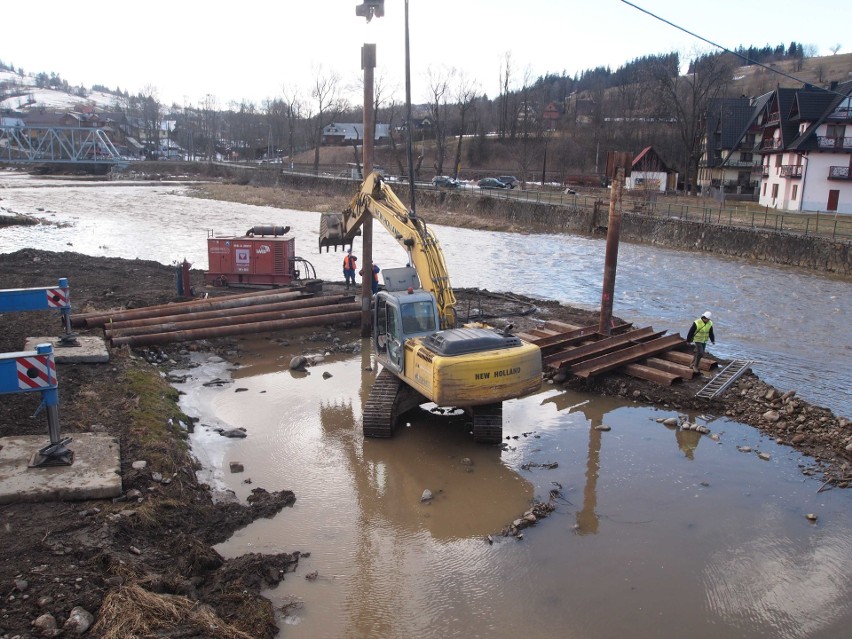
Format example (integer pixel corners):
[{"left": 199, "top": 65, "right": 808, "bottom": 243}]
[{"left": 2, "top": 174, "right": 852, "bottom": 638}]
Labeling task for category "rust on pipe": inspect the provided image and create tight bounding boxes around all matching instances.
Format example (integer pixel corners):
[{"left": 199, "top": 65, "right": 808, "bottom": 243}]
[
  {"left": 78, "top": 290, "right": 306, "bottom": 328},
  {"left": 104, "top": 295, "right": 353, "bottom": 330},
  {"left": 71, "top": 286, "right": 307, "bottom": 325},
  {"left": 110, "top": 310, "right": 361, "bottom": 348},
  {"left": 106, "top": 302, "right": 361, "bottom": 338}
]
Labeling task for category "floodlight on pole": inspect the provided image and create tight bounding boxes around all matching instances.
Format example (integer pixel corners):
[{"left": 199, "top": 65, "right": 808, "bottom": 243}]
[{"left": 355, "top": 0, "right": 384, "bottom": 22}]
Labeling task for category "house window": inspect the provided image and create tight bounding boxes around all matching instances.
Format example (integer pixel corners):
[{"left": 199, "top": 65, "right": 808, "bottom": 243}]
[
  {"left": 741, "top": 152, "right": 753, "bottom": 163},
  {"left": 792, "top": 185, "right": 798, "bottom": 200},
  {"left": 762, "top": 182, "right": 767, "bottom": 196},
  {"left": 775, "top": 155, "right": 782, "bottom": 167},
  {"left": 771, "top": 184, "right": 779, "bottom": 199}
]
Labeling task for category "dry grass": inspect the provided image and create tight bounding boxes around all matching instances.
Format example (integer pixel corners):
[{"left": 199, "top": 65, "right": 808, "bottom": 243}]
[{"left": 93, "top": 585, "right": 256, "bottom": 639}]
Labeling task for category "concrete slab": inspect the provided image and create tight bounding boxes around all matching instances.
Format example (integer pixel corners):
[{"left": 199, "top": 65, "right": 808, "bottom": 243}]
[
  {"left": 0, "top": 433, "right": 122, "bottom": 504},
  {"left": 24, "top": 336, "right": 110, "bottom": 364}
]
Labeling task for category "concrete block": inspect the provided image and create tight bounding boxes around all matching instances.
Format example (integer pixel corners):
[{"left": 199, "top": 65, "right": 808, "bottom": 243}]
[
  {"left": 24, "top": 336, "right": 109, "bottom": 364},
  {"left": 0, "top": 433, "right": 122, "bottom": 503}
]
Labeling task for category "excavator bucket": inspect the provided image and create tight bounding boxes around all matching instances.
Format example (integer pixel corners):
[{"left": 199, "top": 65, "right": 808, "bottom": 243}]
[{"left": 318, "top": 212, "right": 361, "bottom": 252}]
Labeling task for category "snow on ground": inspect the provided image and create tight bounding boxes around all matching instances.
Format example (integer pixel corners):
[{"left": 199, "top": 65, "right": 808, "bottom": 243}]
[{"left": 0, "top": 70, "right": 120, "bottom": 111}]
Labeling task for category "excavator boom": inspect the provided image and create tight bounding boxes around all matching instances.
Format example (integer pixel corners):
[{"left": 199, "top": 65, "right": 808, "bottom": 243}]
[{"left": 319, "top": 172, "right": 457, "bottom": 328}]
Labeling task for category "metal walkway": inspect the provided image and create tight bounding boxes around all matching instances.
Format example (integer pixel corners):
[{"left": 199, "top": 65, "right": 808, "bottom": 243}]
[{"left": 696, "top": 359, "right": 755, "bottom": 399}]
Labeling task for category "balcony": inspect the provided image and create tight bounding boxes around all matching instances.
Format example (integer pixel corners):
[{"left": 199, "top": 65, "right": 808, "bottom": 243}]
[
  {"left": 752, "top": 165, "right": 769, "bottom": 176},
  {"left": 828, "top": 166, "right": 851, "bottom": 180},
  {"left": 779, "top": 165, "right": 803, "bottom": 178},
  {"left": 817, "top": 136, "right": 852, "bottom": 149},
  {"left": 760, "top": 139, "right": 782, "bottom": 150}
]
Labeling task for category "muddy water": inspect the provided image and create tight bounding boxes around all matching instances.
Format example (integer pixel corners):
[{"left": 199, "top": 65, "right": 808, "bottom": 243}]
[
  {"left": 175, "top": 336, "right": 852, "bottom": 639},
  {"left": 3, "top": 174, "right": 852, "bottom": 637},
  {"left": 0, "top": 175, "right": 848, "bottom": 416}
]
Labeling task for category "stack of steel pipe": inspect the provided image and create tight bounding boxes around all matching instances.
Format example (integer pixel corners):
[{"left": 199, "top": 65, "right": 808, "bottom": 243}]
[{"left": 70, "top": 289, "right": 361, "bottom": 347}]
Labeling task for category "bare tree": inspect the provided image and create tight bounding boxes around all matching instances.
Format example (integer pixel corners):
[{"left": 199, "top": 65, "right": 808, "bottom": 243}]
[
  {"left": 426, "top": 65, "right": 454, "bottom": 176},
  {"left": 829, "top": 43, "right": 842, "bottom": 55},
  {"left": 498, "top": 52, "right": 514, "bottom": 138},
  {"left": 451, "top": 73, "right": 479, "bottom": 179},
  {"left": 139, "top": 85, "right": 162, "bottom": 158},
  {"left": 199, "top": 94, "right": 219, "bottom": 161},
  {"left": 649, "top": 50, "right": 737, "bottom": 194},
  {"left": 309, "top": 66, "right": 344, "bottom": 175},
  {"left": 280, "top": 85, "right": 303, "bottom": 167}
]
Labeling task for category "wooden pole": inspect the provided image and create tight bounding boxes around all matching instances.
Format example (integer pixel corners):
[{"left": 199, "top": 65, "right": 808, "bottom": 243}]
[
  {"left": 361, "top": 43, "right": 376, "bottom": 338},
  {"left": 598, "top": 167, "right": 624, "bottom": 335}
]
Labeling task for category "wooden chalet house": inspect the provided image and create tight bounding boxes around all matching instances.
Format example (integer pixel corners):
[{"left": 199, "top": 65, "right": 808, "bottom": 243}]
[{"left": 754, "top": 82, "right": 852, "bottom": 213}]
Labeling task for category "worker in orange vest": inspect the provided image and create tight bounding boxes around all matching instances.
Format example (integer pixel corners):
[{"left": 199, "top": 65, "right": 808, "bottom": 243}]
[{"left": 342, "top": 249, "right": 358, "bottom": 289}]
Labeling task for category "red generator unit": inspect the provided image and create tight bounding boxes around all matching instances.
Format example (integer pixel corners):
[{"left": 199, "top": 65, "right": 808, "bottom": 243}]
[{"left": 205, "top": 225, "right": 296, "bottom": 287}]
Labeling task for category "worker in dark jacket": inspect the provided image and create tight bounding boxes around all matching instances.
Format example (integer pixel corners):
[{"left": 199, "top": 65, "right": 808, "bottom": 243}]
[
  {"left": 342, "top": 249, "right": 357, "bottom": 289},
  {"left": 686, "top": 311, "right": 715, "bottom": 373},
  {"left": 360, "top": 262, "right": 380, "bottom": 294}
]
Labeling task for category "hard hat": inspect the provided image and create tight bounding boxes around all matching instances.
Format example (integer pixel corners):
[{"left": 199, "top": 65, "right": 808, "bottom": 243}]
[{"left": 702, "top": 311, "right": 711, "bottom": 319}]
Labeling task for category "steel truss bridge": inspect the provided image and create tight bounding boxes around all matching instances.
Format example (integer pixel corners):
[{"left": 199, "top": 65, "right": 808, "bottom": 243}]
[{"left": 0, "top": 125, "right": 136, "bottom": 165}]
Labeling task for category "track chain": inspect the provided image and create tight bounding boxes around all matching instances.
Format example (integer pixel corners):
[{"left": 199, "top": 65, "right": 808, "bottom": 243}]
[
  {"left": 363, "top": 369, "right": 402, "bottom": 438},
  {"left": 472, "top": 403, "right": 503, "bottom": 444}
]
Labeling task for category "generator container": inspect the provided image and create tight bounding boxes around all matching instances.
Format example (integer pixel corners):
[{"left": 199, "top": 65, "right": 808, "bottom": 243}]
[{"left": 205, "top": 231, "right": 296, "bottom": 287}]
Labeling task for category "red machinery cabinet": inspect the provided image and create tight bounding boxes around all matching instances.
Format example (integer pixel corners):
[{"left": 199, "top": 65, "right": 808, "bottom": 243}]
[{"left": 205, "top": 233, "right": 296, "bottom": 287}]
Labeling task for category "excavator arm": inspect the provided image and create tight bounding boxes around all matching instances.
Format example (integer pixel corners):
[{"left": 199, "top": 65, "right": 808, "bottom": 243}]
[{"left": 319, "top": 172, "right": 458, "bottom": 328}]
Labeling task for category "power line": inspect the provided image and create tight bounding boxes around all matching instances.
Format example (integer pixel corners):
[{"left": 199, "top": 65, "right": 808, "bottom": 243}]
[{"left": 620, "top": 0, "right": 846, "bottom": 97}]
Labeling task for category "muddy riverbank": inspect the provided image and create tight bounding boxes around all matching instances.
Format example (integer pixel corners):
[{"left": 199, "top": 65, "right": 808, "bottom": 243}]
[{"left": 0, "top": 246, "right": 849, "bottom": 637}]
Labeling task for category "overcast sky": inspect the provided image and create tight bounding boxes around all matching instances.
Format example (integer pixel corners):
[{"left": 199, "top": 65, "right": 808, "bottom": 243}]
[{"left": 2, "top": 0, "right": 849, "bottom": 108}]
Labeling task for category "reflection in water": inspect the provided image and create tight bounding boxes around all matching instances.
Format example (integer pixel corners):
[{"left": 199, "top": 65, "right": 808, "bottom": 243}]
[{"left": 171, "top": 347, "right": 852, "bottom": 639}]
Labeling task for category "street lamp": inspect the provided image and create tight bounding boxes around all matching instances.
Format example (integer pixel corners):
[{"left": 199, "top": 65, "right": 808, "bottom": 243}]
[{"left": 355, "top": 0, "right": 384, "bottom": 21}]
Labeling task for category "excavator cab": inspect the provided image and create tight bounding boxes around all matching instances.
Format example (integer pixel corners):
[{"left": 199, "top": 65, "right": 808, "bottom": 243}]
[{"left": 374, "top": 289, "right": 440, "bottom": 375}]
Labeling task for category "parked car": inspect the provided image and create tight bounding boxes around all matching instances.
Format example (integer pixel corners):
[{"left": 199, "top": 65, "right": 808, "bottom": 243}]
[
  {"left": 432, "top": 175, "right": 460, "bottom": 188},
  {"left": 478, "top": 177, "right": 510, "bottom": 189},
  {"left": 496, "top": 175, "right": 520, "bottom": 189}
]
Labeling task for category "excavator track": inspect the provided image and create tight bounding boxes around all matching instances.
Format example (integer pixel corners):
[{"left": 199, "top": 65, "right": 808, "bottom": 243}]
[
  {"left": 363, "top": 369, "right": 403, "bottom": 438},
  {"left": 472, "top": 403, "right": 503, "bottom": 444}
]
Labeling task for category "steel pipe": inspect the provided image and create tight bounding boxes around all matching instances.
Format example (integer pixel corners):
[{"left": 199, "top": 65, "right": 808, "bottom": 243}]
[
  {"left": 76, "top": 290, "right": 305, "bottom": 328},
  {"left": 106, "top": 302, "right": 361, "bottom": 338},
  {"left": 104, "top": 295, "right": 353, "bottom": 330},
  {"left": 110, "top": 311, "right": 361, "bottom": 347}
]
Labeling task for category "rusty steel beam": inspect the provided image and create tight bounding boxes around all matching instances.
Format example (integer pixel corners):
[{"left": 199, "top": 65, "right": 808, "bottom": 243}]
[
  {"left": 110, "top": 310, "right": 361, "bottom": 348},
  {"left": 658, "top": 350, "right": 718, "bottom": 370},
  {"left": 532, "top": 322, "right": 634, "bottom": 350},
  {"left": 544, "top": 327, "right": 661, "bottom": 368},
  {"left": 106, "top": 302, "right": 362, "bottom": 338},
  {"left": 104, "top": 295, "right": 353, "bottom": 330},
  {"left": 571, "top": 334, "right": 686, "bottom": 378},
  {"left": 644, "top": 357, "right": 696, "bottom": 378},
  {"left": 622, "top": 363, "right": 681, "bottom": 385},
  {"left": 77, "top": 290, "right": 306, "bottom": 328},
  {"left": 542, "top": 320, "right": 583, "bottom": 333}
]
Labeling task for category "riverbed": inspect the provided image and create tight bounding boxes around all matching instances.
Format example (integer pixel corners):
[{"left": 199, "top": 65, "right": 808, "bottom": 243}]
[{"left": 2, "top": 173, "right": 851, "bottom": 638}]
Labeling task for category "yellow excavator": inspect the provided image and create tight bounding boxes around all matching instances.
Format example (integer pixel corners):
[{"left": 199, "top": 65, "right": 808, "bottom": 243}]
[{"left": 319, "top": 172, "right": 542, "bottom": 443}]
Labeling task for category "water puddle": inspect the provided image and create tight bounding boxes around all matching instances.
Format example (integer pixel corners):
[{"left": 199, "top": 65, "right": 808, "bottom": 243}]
[{"left": 172, "top": 335, "right": 852, "bottom": 639}]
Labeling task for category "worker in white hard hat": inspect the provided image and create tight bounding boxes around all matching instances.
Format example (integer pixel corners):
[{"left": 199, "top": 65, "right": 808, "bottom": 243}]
[{"left": 686, "top": 311, "right": 715, "bottom": 374}]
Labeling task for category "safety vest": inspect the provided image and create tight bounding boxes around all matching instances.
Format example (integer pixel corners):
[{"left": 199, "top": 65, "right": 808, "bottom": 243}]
[
  {"left": 343, "top": 255, "right": 356, "bottom": 270},
  {"left": 693, "top": 319, "right": 713, "bottom": 343}
]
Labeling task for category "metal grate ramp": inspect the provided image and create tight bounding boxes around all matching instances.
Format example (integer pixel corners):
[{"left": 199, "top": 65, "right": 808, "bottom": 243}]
[{"left": 696, "top": 359, "right": 754, "bottom": 399}]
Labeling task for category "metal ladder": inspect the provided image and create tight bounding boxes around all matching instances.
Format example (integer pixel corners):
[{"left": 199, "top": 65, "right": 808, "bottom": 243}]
[{"left": 696, "top": 359, "right": 755, "bottom": 399}]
